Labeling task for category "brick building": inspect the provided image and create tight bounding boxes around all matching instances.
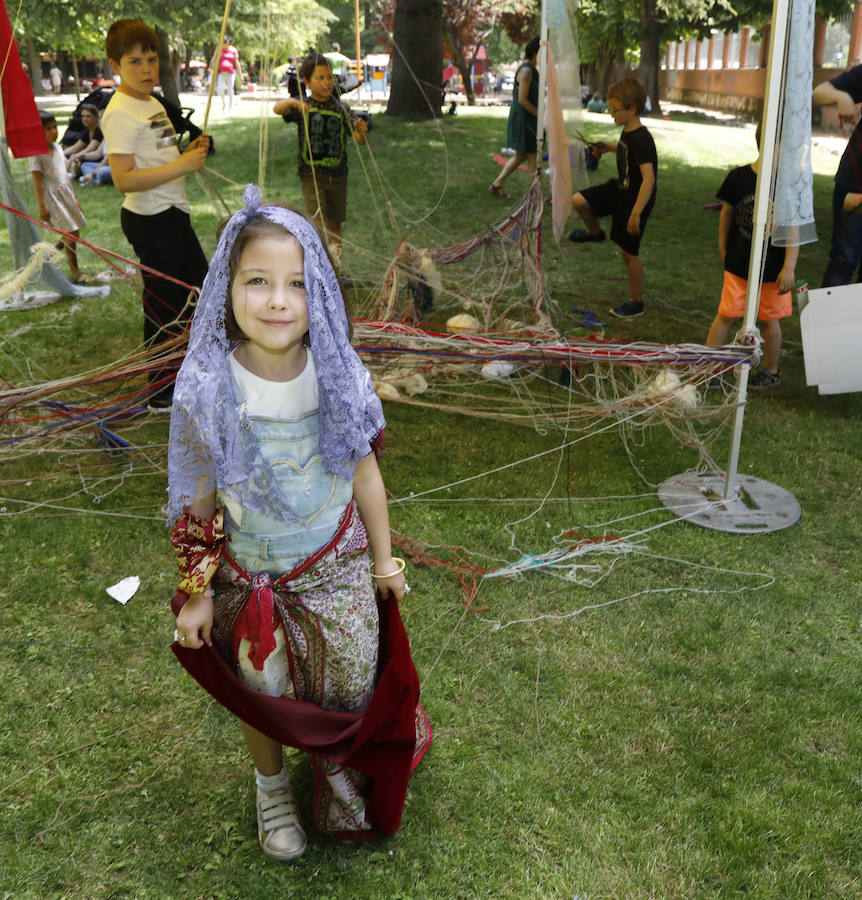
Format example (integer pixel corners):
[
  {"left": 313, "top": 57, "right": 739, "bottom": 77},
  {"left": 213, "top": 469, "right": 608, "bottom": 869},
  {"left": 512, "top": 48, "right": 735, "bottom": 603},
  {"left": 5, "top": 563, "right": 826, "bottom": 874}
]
[{"left": 661, "top": 4, "right": 862, "bottom": 125}]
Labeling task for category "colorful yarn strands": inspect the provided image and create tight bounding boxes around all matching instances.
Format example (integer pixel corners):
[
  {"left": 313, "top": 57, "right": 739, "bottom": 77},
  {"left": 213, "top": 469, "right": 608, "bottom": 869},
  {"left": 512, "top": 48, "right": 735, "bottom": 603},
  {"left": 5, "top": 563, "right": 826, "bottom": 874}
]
[
  {"left": 355, "top": 319, "right": 753, "bottom": 476},
  {"left": 0, "top": 145, "right": 754, "bottom": 473},
  {"left": 484, "top": 541, "right": 628, "bottom": 583},
  {"left": 0, "top": 166, "right": 755, "bottom": 542},
  {"left": 0, "top": 1, "right": 770, "bottom": 617}
]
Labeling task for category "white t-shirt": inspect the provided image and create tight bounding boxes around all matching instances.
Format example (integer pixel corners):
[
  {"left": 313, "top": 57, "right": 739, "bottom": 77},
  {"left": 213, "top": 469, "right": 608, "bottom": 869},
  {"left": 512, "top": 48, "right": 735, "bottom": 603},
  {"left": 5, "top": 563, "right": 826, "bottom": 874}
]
[
  {"left": 101, "top": 91, "right": 188, "bottom": 215},
  {"left": 229, "top": 348, "right": 318, "bottom": 418}
]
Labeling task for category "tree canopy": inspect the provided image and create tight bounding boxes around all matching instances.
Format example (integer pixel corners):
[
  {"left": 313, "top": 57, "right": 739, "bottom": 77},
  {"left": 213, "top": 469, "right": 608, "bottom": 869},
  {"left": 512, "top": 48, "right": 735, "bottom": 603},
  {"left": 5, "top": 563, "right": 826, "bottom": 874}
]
[
  {"left": 15, "top": 0, "right": 337, "bottom": 96},
  {"left": 15, "top": 0, "right": 862, "bottom": 109}
]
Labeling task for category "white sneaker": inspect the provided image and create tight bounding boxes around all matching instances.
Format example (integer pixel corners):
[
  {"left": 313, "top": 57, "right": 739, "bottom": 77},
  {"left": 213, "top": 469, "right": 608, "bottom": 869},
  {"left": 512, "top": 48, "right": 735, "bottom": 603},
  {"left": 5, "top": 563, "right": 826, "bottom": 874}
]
[{"left": 256, "top": 786, "right": 307, "bottom": 861}]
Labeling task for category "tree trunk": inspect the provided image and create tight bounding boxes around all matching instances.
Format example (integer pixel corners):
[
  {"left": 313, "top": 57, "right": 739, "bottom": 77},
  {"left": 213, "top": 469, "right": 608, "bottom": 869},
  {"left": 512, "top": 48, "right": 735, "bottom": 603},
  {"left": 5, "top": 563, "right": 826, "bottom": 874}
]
[
  {"left": 58, "top": 49, "right": 69, "bottom": 90},
  {"left": 636, "top": 0, "right": 663, "bottom": 114},
  {"left": 156, "top": 26, "right": 181, "bottom": 109},
  {"left": 172, "top": 49, "right": 184, "bottom": 93},
  {"left": 585, "top": 23, "right": 627, "bottom": 99},
  {"left": 591, "top": 48, "right": 612, "bottom": 97},
  {"left": 387, "top": 0, "right": 443, "bottom": 118},
  {"left": 444, "top": 31, "right": 476, "bottom": 105},
  {"left": 613, "top": 44, "right": 626, "bottom": 85},
  {"left": 71, "top": 56, "right": 81, "bottom": 103},
  {"left": 26, "top": 37, "right": 43, "bottom": 96}
]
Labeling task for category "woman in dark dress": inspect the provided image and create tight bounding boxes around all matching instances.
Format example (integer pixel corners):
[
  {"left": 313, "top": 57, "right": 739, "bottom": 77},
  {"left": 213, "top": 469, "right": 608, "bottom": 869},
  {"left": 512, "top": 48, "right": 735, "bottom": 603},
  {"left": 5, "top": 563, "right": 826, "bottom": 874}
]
[{"left": 489, "top": 36, "right": 540, "bottom": 198}]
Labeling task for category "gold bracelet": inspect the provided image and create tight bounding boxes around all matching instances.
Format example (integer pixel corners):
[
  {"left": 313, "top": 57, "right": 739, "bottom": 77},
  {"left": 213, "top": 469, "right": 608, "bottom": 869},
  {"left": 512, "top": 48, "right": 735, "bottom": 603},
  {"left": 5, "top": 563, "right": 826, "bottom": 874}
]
[{"left": 370, "top": 556, "right": 406, "bottom": 579}]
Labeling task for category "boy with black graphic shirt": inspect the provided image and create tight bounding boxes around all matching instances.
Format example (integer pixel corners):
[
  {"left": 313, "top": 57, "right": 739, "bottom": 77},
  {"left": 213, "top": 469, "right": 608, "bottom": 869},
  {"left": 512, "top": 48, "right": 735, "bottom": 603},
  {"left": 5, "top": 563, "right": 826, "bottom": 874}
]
[
  {"left": 568, "top": 77, "right": 657, "bottom": 319},
  {"left": 102, "top": 19, "right": 210, "bottom": 410},
  {"left": 273, "top": 53, "right": 367, "bottom": 268}
]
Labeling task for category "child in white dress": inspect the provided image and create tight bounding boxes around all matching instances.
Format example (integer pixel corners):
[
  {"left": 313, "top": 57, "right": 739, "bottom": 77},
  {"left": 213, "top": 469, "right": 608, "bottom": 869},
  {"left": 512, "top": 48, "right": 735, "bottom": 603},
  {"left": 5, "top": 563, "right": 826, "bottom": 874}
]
[{"left": 30, "top": 110, "right": 89, "bottom": 283}]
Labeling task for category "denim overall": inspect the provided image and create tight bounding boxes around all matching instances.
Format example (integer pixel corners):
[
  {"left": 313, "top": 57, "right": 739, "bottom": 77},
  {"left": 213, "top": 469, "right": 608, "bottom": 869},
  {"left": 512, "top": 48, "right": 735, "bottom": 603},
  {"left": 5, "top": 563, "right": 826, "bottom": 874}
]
[{"left": 219, "top": 411, "right": 354, "bottom": 575}]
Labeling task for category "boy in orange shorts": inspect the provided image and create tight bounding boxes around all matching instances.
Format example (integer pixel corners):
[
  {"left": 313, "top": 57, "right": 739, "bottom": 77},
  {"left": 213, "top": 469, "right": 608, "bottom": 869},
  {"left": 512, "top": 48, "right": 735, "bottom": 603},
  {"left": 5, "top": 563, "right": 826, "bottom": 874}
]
[{"left": 705, "top": 124, "right": 798, "bottom": 389}]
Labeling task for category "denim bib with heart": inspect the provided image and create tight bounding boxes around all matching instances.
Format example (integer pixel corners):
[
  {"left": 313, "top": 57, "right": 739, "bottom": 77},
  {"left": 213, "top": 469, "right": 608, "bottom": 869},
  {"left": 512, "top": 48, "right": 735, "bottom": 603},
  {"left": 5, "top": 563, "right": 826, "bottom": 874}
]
[{"left": 219, "top": 412, "right": 354, "bottom": 575}]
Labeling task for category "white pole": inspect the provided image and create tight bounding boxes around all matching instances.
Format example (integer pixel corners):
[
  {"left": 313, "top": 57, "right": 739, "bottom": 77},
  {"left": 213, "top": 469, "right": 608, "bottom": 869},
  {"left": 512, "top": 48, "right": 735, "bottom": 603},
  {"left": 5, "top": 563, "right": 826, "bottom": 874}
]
[
  {"left": 722, "top": 0, "right": 790, "bottom": 498},
  {"left": 535, "top": 0, "right": 548, "bottom": 158}
]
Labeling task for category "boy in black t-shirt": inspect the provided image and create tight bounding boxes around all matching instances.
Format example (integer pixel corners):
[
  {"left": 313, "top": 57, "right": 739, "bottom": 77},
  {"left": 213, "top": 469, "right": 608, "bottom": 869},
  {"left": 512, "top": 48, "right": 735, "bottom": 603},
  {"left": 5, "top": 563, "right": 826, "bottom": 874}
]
[
  {"left": 569, "top": 78, "right": 657, "bottom": 318},
  {"left": 273, "top": 53, "right": 367, "bottom": 269},
  {"left": 705, "top": 124, "right": 798, "bottom": 390}
]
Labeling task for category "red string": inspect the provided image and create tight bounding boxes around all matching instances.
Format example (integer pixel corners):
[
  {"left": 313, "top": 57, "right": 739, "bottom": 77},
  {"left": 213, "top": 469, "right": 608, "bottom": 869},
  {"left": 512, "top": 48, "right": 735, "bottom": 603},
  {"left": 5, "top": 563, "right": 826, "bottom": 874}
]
[
  {"left": 392, "top": 532, "right": 494, "bottom": 611},
  {"left": 0, "top": 199, "right": 198, "bottom": 292}
]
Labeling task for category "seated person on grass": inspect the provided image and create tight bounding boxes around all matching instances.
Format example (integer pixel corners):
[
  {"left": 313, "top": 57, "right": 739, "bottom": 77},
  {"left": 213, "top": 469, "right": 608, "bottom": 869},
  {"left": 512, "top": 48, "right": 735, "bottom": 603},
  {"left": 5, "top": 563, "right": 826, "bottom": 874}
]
[{"left": 64, "top": 104, "right": 103, "bottom": 176}]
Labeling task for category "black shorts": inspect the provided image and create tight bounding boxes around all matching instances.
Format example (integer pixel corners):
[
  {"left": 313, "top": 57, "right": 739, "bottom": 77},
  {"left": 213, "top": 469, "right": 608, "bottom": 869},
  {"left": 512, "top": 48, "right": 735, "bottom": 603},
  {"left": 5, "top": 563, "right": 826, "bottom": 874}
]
[{"left": 579, "top": 179, "right": 654, "bottom": 256}]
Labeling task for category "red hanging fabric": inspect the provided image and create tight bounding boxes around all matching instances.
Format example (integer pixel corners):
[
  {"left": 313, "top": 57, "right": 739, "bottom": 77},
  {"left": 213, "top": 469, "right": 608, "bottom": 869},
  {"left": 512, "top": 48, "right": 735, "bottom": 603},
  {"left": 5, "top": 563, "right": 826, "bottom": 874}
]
[
  {"left": 171, "top": 587, "right": 432, "bottom": 837},
  {"left": 0, "top": 1, "right": 48, "bottom": 158}
]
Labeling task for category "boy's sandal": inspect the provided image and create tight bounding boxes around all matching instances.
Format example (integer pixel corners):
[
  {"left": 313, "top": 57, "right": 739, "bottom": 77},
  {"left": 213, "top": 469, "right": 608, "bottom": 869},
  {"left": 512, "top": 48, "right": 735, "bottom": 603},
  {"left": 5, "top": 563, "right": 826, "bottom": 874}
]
[
  {"left": 488, "top": 183, "right": 510, "bottom": 198},
  {"left": 71, "top": 273, "right": 93, "bottom": 285},
  {"left": 748, "top": 368, "right": 780, "bottom": 390}
]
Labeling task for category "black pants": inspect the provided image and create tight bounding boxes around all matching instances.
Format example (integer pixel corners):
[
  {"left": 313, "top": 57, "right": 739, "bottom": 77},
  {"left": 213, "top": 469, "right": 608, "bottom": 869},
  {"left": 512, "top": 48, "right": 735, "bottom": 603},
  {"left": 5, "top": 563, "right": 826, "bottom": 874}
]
[{"left": 121, "top": 206, "right": 208, "bottom": 390}]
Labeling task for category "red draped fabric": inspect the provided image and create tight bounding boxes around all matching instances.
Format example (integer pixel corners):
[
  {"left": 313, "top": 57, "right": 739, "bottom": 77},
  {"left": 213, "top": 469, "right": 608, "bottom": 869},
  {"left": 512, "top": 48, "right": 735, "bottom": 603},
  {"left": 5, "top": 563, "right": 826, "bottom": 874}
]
[
  {"left": 171, "top": 588, "right": 431, "bottom": 837},
  {"left": 0, "top": 2, "right": 48, "bottom": 158}
]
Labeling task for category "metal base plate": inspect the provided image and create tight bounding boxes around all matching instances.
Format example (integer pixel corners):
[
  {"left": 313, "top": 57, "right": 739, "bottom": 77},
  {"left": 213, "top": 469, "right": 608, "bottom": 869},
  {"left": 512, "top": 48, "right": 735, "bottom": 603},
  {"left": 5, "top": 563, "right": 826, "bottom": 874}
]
[{"left": 658, "top": 471, "right": 801, "bottom": 534}]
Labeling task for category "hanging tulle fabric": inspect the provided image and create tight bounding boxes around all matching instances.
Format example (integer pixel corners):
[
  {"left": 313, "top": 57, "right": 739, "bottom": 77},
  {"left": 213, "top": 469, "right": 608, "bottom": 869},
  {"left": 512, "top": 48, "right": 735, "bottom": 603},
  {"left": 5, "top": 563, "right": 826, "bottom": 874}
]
[
  {"left": 772, "top": 0, "right": 817, "bottom": 247},
  {"left": 166, "top": 184, "right": 385, "bottom": 525}
]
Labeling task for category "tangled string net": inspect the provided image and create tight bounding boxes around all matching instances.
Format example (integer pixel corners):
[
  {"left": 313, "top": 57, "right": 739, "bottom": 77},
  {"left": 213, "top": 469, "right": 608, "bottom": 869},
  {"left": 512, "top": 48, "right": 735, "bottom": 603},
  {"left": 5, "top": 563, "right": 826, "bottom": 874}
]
[{"left": 0, "top": 49, "right": 763, "bottom": 614}]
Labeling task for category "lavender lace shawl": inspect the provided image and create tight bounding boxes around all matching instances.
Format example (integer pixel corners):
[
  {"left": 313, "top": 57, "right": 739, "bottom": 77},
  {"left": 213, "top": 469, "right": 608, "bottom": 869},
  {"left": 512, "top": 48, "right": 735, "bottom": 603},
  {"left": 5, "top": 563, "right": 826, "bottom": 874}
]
[{"left": 166, "top": 185, "right": 384, "bottom": 525}]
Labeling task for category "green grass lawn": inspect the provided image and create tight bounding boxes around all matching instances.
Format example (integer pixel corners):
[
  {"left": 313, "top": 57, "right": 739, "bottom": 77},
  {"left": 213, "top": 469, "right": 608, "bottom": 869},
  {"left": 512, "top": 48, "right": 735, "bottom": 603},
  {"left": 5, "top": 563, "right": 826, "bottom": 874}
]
[{"left": 0, "top": 96, "right": 860, "bottom": 898}]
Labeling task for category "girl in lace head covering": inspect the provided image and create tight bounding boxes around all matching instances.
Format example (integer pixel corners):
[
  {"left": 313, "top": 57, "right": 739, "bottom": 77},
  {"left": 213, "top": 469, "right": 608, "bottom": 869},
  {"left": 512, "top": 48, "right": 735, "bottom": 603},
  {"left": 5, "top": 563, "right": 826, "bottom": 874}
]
[{"left": 167, "top": 186, "right": 428, "bottom": 860}]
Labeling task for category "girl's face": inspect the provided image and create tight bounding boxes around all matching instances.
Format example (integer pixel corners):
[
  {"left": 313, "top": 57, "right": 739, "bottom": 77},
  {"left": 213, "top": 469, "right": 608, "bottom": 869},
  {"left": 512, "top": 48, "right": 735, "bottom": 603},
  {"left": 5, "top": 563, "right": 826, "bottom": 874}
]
[
  {"left": 43, "top": 120, "right": 58, "bottom": 143},
  {"left": 80, "top": 108, "right": 97, "bottom": 129},
  {"left": 230, "top": 232, "right": 309, "bottom": 371}
]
